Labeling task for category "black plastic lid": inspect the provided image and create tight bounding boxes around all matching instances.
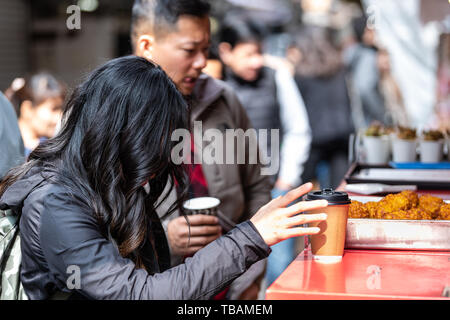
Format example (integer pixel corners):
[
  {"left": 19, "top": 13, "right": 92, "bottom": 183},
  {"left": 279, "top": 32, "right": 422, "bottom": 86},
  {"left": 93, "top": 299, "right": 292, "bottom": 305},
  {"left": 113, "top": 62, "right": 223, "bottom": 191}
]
[{"left": 305, "top": 188, "right": 351, "bottom": 205}]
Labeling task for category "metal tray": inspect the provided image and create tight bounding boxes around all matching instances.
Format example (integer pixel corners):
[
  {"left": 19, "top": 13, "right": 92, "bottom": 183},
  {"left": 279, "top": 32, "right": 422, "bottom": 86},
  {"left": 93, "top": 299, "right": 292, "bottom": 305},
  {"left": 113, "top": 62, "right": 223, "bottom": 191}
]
[
  {"left": 344, "top": 162, "right": 450, "bottom": 190},
  {"left": 345, "top": 196, "right": 450, "bottom": 251}
]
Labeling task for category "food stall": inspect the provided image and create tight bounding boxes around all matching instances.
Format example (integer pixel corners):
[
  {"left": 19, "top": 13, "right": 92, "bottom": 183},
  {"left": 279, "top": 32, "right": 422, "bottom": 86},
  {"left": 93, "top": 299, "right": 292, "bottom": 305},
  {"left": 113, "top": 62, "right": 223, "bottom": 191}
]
[{"left": 265, "top": 163, "right": 450, "bottom": 300}]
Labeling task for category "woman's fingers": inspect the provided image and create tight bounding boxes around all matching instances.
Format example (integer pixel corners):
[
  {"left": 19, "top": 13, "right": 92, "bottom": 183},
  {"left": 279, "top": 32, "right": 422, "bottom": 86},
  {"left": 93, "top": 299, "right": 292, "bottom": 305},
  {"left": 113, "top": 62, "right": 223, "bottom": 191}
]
[
  {"left": 273, "top": 182, "right": 314, "bottom": 208},
  {"left": 280, "top": 226, "right": 321, "bottom": 239},
  {"left": 283, "top": 213, "right": 327, "bottom": 228},
  {"left": 283, "top": 199, "right": 328, "bottom": 217}
]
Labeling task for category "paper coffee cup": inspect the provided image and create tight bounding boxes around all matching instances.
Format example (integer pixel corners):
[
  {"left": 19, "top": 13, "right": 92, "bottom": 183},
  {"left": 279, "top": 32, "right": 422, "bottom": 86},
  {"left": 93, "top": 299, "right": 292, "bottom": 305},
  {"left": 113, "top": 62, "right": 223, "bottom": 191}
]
[
  {"left": 305, "top": 189, "right": 350, "bottom": 263},
  {"left": 183, "top": 197, "right": 220, "bottom": 216}
]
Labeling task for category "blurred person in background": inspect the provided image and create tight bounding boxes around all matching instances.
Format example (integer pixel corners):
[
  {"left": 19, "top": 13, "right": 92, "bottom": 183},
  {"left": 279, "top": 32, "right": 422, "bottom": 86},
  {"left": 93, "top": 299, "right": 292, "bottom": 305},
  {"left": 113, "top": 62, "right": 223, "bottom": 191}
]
[
  {"left": 290, "top": 26, "right": 354, "bottom": 190},
  {"left": 218, "top": 15, "right": 311, "bottom": 195},
  {"left": 343, "top": 15, "right": 389, "bottom": 129},
  {"left": 202, "top": 43, "right": 223, "bottom": 80},
  {"left": 217, "top": 15, "right": 312, "bottom": 287},
  {"left": 131, "top": 0, "right": 273, "bottom": 300},
  {"left": 433, "top": 33, "right": 450, "bottom": 132},
  {"left": 5, "top": 73, "right": 65, "bottom": 157},
  {"left": 0, "top": 92, "right": 25, "bottom": 179},
  {"left": 376, "top": 47, "right": 409, "bottom": 127}
]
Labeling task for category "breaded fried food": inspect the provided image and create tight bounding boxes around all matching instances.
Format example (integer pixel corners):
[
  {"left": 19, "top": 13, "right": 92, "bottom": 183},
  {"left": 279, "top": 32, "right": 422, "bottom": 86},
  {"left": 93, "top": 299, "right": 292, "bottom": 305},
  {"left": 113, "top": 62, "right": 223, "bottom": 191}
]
[
  {"left": 349, "top": 200, "right": 369, "bottom": 218},
  {"left": 383, "top": 208, "right": 432, "bottom": 220},
  {"left": 377, "top": 190, "right": 418, "bottom": 216},
  {"left": 416, "top": 208, "right": 434, "bottom": 220},
  {"left": 366, "top": 201, "right": 381, "bottom": 219},
  {"left": 439, "top": 203, "right": 450, "bottom": 220},
  {"left": 383, "top": 209, "right": 421, "bottom": 220},
  {"left": 418, "top": 194, "right": 444, "bottom": 219},
  {"left": 348, "top": 191, "right": 448, "bottom": 220},
  {"left": 400, "top": 190, "right": 419, "bottom": 208}
]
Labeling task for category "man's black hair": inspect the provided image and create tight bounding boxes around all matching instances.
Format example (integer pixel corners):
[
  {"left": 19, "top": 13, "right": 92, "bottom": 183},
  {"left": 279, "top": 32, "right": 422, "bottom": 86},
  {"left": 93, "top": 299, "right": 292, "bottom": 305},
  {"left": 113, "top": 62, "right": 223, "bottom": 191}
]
[
  {"left": 131, "top": 0, "right": 211, "bottom": 51},
  {"left": 218, "top": 14, "right": 265, "bottom": 48}
]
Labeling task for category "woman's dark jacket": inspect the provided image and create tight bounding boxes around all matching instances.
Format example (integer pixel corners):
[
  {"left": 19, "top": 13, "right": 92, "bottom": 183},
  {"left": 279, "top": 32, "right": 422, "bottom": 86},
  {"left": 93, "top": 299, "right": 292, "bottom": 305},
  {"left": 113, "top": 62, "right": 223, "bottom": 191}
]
[{"left": 0, "top": 167, "right": 270, "bottom": 299}]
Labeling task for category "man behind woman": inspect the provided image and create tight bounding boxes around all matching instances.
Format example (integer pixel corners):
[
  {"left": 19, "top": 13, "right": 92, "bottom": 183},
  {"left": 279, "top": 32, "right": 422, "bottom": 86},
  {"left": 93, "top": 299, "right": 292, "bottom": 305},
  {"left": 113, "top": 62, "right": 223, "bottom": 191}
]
[{"left": 130, "top": 0, "right": 274, "bottom": 299}]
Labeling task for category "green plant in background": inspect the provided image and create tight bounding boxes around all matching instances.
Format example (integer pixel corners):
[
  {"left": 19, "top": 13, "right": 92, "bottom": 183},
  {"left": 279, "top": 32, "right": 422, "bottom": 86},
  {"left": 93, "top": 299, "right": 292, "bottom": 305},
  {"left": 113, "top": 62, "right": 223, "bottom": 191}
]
[
  {"left": 365, "top": 121, "right": 387, "bottom": 137},
  {"left": 397, "top": 126, "right": 417, "bottom": 140},
  {"left": 422, "top": 130, "right": 444, "bottom": 141}
]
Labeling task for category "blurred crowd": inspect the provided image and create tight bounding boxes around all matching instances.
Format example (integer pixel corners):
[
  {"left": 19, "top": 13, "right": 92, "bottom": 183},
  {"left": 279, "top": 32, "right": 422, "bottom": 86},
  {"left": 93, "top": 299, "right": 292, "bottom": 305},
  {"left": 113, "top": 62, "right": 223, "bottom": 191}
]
[
  {"left": 204, "top": 2, "right": 417, "bottom": 190},
  {"left": 2, "top": 0, "right": 448, "bottom": 195},
  {"left": 0, "top": 0, "right": 449, "bottom": 300}
]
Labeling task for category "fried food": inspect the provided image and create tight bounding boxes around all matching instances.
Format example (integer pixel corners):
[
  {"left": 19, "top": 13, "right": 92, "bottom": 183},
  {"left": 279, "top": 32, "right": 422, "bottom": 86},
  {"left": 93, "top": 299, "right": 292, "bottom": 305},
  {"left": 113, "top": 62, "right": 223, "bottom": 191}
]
[
  {"left": 377, "top": 190, "right": 418, "bottom": 216},
  {"left": 439, "top": 204, "right": 450, "bottom": 220},
  {"left": 418, "top": 194, "right": 444, "bottom": 219},
  {"left": 365, "top": 201, "right": 380, "bottom": 219},
  {"left": 401, "top": 190, "right": 420, "bottom": 208},
  {"left": 349, "top": 200, "right": 369, "bottom": 218},
  {"left": 349, "top": 191, "right": 448, "bottom": 220},
  {"left": 383, "top": 208, "right": 431, "bottom": 220}
]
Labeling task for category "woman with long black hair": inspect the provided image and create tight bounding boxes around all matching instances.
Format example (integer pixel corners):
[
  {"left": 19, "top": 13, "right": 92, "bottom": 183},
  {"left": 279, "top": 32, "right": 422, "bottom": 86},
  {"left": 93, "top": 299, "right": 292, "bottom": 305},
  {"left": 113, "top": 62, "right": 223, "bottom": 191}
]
[{"left": 0, "top": 56, "right": 327, "bottom": 299}]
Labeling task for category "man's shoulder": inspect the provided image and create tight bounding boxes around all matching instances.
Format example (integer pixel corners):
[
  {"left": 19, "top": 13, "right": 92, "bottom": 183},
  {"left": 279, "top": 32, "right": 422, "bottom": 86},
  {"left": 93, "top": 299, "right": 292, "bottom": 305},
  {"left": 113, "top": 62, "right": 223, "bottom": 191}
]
[
  {"left": 195, "top": 73, "right": 237, "bottom": 101},
  {"left": 193, "top": 74, "right": 246, "bottom": 119}
]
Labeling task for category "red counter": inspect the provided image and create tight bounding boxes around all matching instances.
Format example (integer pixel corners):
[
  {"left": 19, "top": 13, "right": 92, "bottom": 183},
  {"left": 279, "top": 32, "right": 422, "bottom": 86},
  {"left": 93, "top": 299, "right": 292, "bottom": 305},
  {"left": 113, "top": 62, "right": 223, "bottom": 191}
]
[{"left": 265, "top": 248, "right": 450, "bottom": 300}]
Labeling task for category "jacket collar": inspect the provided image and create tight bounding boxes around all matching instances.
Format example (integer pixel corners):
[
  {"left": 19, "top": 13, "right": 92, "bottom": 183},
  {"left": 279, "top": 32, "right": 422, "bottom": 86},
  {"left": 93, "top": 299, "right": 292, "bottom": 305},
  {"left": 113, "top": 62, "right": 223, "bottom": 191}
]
[
  {"left": 0, "top": 166, "right": 47, "bottom": 211},
  {"left": 190, "top": 73, "right": 225, "bottom": 121}
]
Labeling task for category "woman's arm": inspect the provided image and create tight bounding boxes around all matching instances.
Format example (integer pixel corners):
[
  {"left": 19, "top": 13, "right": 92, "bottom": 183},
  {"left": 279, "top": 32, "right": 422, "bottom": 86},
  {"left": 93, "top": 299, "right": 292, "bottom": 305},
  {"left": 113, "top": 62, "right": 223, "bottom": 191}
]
[
  {"left": 39, "top": 191, "right": 270, "bottom": 300},
  {"left": 39, "top": 183, "right": 327, "bottom": 300}
]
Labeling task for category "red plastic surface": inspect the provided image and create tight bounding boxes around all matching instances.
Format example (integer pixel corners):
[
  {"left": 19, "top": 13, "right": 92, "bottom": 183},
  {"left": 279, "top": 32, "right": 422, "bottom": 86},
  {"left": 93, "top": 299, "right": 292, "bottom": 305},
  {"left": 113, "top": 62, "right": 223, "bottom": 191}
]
[{"left": 266, "top": 248, "right": 450, "bottom": 300}]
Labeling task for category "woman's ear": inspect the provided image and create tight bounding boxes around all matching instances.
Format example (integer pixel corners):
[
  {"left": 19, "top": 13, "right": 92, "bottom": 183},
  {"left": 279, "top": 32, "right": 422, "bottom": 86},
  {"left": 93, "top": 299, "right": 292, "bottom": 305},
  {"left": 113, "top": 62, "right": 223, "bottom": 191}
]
[
  {"left": 218, "top": 42, "right": 233, "bottom": 65},
  {"left": 136, "top": 34, "right": 155, "bottom": 60},
  {"left": 19, "top": 100, "right": 34, "bottom": 120}
]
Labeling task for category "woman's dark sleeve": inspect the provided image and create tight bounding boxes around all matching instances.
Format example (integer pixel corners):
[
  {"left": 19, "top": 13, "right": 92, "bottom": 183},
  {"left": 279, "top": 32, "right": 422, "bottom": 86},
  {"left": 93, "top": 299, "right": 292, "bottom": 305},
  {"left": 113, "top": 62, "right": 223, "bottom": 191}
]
[{"left": 39, "top": 191, "right": 271, "bottom": 300}]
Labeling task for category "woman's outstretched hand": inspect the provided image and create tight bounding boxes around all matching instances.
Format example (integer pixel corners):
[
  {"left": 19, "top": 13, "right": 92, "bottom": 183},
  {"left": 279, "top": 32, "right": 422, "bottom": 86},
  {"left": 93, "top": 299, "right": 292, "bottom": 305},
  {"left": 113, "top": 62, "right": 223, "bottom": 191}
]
[{"left": 250, "top": 182, "right": 328, "bottom": 247}]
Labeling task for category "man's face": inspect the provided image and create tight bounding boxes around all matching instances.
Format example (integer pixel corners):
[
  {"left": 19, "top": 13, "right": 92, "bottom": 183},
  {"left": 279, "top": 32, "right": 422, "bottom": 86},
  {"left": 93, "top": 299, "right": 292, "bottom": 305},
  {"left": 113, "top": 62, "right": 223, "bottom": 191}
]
[
  {"left": 137, "top": 15, "right": 211, "bottom": 95},
  {"left": 221, "top": 42, "right": 264, "bottom": 82}
]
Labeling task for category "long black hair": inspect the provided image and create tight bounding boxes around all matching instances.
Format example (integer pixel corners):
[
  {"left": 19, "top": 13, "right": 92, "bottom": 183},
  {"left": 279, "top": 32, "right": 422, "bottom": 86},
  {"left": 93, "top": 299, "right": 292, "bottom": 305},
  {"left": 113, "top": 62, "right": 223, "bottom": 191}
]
[{"left": 0, "top": 56, "right": 189, "bottom": 268}]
